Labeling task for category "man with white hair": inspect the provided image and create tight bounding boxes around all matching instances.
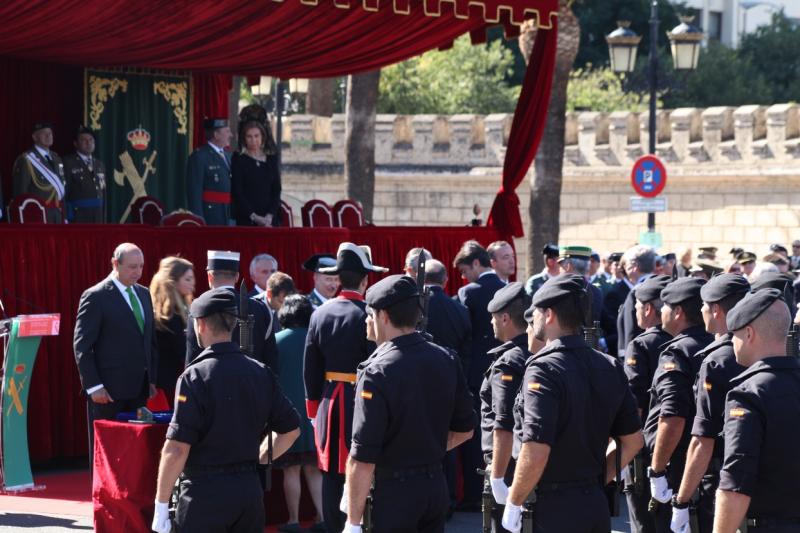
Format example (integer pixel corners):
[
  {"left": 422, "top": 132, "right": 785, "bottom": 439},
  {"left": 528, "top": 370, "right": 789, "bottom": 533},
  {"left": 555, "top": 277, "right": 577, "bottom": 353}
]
[
  {"left": 617, "top": 245, "right": 657, "bottom": 357},
  {"left": 248, "top": 253, "right": 278, "bottom": 296}
]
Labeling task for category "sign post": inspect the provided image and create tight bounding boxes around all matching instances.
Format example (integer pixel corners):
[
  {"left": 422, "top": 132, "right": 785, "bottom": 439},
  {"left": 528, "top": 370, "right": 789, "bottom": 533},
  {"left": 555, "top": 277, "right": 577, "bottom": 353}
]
[{"left": 631, "top": 154, "right": 667, "bottom": 238}]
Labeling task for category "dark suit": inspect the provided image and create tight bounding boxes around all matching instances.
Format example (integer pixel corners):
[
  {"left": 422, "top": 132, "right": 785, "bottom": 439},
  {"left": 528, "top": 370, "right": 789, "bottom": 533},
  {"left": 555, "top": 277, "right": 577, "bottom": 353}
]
[
  {"left": 456, "top": 270, "right": 504, "bottom": 506},
  {"left": 185, "top": 287, "right": 279, "bottom": 373},
  {"left": 604, "top": 280, "right": 629, "bottom": 353},
  {"left": 74, "top": 277, "right": 158, "bottom": 458},
  {"left": 616, "top": 287, "right": 640, "bottom": 358}
]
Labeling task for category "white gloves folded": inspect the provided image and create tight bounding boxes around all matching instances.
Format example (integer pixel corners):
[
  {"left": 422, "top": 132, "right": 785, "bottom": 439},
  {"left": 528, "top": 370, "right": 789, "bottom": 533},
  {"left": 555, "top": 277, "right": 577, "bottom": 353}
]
[
  {"left": 490, "top": 477, "right": 509, "bottom": 505},
  {"left": 151, "top": 501, "right": 171, "bottom": 533},
  {"left": 341, "top": 523, "right": 362, "bottom": 533}
]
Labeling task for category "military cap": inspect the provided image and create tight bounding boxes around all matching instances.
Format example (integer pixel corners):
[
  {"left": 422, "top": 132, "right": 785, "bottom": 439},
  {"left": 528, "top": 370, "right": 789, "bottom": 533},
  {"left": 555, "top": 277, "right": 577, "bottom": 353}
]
[
  {"left": 190, "top": 287, "right": 239, "bottom": 319},
  {"left": 542, "top": 243, "right": 559, "bottom": 259},
  {"left": 487, "top": 282, "right": 529, "bottom": 313},
  {"left": 664, "top": 253, "right": 676, "bottom": 261},
  {"left": 608, "top": 252, "right": 623, "bottom": 263},
  {"left": 698, "top": 246, "right": 718, "bottom": 254},
  {"left": 700, "top": 273, "right": 751, "bottom": 303},
  {"left": 207, "top": 250, "right": 240, "bottom": 272},
  {"left": 634, "top": 275, "right": 672, "bottom": 303},
  {"left": 726, "top": 288, "right": 783, "bottom": 331},
  {"left": 762, "top": 253, "right": 789, "bottom": 266},
  {"left": 32, "top": 121, "right": 53, "bottom": 133},
  {"left": 302, "top": 253, "right": 337, "bottom": 273},
  {"left": 769, "top": 243, "right": 788, "bottom": 255},
  {"left": 730, "top": 247, "right": 744, "bottom": 257},
  {"left": 661, "top": 277, "right": 706, "bottom": 306},
  {"left": 203, "top": 117, "right": 228, "bottom": 130},
  {"left": 531, "top": 273, "right": 586, "bottom": 309},
  {"left": 365, "top": 274, "right": 418, "bottom": 310},
  {"left": 737, "top": 251, "right": 756, "bottom": 265},
  {"left": 690, "top": 258, "right": 723, "bottom": 276},
  {"left": 320, "top": 242, "right": 388, "bottom": 275},
  {"left": 75, "top": 125, "right": 95, "bottom": 140},
  {"left": 751, "top": 272, "right": 792, "bottom": 292},
  {"left": 590, "top": 251, "right": 601, "bottom": 262},
  {"left": 558, "top": 245, "right": 592, "bottom": 261}
]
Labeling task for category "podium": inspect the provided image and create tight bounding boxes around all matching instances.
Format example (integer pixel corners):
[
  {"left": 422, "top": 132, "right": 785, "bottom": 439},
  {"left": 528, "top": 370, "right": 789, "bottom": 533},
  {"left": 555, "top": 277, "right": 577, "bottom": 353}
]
[{"left": 0, "top": 313, "right": 60, "bottom": 492}]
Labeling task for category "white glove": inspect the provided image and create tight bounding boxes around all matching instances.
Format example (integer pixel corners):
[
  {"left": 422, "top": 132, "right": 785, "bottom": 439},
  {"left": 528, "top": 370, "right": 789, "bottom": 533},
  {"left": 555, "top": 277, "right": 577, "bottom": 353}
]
[
  {"left": 342, "top": 523, "right": 362, "bottom": 533},
  {"left": 649, "top": 474, "right": 672, "bottom": 504},
  {"left": 151, "top": 501, "right": 171, "bottom": 533},
  {"left": 670, "top": 505, "right": 690, "bottom": 533},
  {"left": 501, "top": 502, "right": 522, "bottom": 533},
  {"left": 490, "top": 477, "right": 509, "bottom": 505},
  {"left": 339, "top": 490, "right": 348, "bottom": 515}
]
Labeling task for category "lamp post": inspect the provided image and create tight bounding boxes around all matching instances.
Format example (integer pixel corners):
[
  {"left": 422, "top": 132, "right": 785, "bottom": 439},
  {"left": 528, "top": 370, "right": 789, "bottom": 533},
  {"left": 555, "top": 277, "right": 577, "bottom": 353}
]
[{"left": 606, "top": 2, "right": 703, "bottom": 235}]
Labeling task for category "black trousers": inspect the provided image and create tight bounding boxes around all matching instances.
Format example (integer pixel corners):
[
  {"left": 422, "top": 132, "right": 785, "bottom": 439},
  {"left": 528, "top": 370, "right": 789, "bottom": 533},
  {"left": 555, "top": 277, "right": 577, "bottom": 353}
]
[
  {"left": 624, "top": 462, "right": 656, "bottom": 533},
  {"left": 442, "top": 449, "right": 457, "bottom": 508},
  {"left": 372, "top": 469, "right": 449, "bottom": 533},
  {"left": 695, "top": 469, "right": 718, "bottom": 533},
  {"left": 460, "top": 391, "right": 485, "bottom": 505},
  {"left": 322, "top": 470, "right": 346, "bottom": 533},
  {"left": 175, "top": 471, "right": 264, "bottom": 532},
  {"left": 530, "top": 485, "right": 609, "bottom": 533}
]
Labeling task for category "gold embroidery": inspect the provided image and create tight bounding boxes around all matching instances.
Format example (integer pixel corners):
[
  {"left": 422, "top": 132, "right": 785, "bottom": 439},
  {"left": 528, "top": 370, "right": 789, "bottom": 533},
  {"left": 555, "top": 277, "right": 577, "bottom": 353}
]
[
  {"left": 153, "top": 81, "right": 189, "bottom": 135},
  {"left": 89, "top": 76, "right": 128, "bottom": 130}
]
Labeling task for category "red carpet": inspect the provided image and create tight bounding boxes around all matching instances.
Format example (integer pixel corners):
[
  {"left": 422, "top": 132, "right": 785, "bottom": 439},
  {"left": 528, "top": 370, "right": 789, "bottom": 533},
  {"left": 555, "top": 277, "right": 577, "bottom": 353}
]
[{"left": 0, "top": 469, "right": 92, "bottom": 517}]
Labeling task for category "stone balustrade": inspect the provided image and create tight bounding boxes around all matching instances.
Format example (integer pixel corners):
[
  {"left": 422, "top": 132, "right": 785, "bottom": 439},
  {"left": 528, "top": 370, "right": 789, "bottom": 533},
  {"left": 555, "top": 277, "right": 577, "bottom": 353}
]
[{"left": 280, "top": 103, "right": 799, "bottom": 168}]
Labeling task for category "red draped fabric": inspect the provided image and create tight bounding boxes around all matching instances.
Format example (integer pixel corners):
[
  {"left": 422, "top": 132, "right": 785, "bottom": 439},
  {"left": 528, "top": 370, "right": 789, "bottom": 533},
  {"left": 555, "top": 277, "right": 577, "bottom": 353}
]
[
  {"left": 0, "top": 225, "right": 506, "bottom": 461},
  {"left": 486, "top": 20, "right": 558, "bottom": 237},
  {"left": 0, "top": 0, "right": 558, "bottom": 233},
  {"left": 192, "top": 73, "right": 234, "bottom": 149}
]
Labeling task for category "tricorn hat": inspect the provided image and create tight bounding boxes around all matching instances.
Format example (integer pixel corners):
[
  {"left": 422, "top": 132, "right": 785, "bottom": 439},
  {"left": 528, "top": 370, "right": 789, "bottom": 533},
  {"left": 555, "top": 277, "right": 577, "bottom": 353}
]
[{"left": 319, "top": 243, "right": 388, "bottom": 275}]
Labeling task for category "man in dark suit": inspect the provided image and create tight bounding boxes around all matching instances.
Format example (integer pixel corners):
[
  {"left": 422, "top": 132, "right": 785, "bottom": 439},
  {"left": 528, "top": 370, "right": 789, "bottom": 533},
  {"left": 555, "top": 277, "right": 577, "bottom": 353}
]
[
  {"left": 185, "top": 251, "right": 278, "bottom": 372},
  {"left": 186, "top": 118, "right": 233, "bottom": 225},
  {"left": 616, "top": 245, "right": 656, "bottom": 358},
  {"left": 452, "top": 240, "right": 505, "bottom": 509},
  {"left": 73, "top": 243, "right": 158, "bottom": 453}
]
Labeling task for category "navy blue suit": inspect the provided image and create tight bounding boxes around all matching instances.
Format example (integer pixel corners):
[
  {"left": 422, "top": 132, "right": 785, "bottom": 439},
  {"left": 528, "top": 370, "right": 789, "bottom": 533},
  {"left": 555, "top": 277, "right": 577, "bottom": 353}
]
[{"left": 425, "top": 285, "right": 471, "bottom": 364}]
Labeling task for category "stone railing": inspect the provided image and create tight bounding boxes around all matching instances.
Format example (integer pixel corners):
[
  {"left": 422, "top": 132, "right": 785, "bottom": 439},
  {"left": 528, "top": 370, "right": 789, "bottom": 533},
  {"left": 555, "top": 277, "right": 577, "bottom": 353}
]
[{"left": 278, "top": 103, "right": 800, "bottom": 169}]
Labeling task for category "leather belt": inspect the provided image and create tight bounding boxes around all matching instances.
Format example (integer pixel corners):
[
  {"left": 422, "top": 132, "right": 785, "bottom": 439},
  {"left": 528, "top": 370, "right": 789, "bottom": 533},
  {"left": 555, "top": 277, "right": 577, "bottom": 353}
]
[
  {"left": 202, "top": 191, "right": 231, "bottom": 204},
  {"left": 325, "top": 371, "right": 357, "bottom": 384},
  {"left": 536, "top": 477, "right": 600, "bottom": 493},
  {"left": 375, "top": 463, "right": 442, "bottom": 481}
]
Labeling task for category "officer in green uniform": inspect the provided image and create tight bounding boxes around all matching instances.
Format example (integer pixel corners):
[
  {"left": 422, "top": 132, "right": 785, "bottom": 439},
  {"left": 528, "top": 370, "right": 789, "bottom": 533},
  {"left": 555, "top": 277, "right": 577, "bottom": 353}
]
[
  {"left": 12, "top": 121, "right": 66, "bottom": 223},
  {"left": 302, "top": 253, "right": 340, "bottom": 309},
  {"left": 63, "top": 125, "right": 106, "bottom": 223},
  {"left": 524, "top": 244, "right": 560, "bottom": 297},
  {"left": 186, "top": 118, "right": 233, "bottom": 226}
]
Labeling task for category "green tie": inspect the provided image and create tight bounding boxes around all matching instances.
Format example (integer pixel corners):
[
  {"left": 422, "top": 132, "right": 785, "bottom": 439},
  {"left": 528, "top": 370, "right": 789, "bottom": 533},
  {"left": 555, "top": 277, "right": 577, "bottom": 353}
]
[{"left": 126, "top": 286, "right": 144, "bottom": 333}]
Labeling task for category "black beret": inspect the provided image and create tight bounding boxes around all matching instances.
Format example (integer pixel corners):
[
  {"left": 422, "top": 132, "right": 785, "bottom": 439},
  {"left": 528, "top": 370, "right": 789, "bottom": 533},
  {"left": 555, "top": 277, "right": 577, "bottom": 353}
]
[
  {"left": 634, "top": 275, "right": 672, "bottom": 303},
  {"left": 751, "top": 272, "right": 792, "bottom": 292},
  {"left": 32, "top": 121, "right": 53, "bottom": 133},
  {"left": 531, "top": 273, "right": 586, "bottom": 309},
  {"left": 302, "top": 253, "right": 337, "bottom": 273},
  {"left": 524, "top": 306, "right": 534, "bottom": 323},
  {"left": 700, "top": 273, "right": 750, "bottom": 303},
  {"left": 75, "top": 125, "right": 95, "bottom": 140},
  {"left": 190, "top": 288, "right": 238, "bottom": 318},
  {"left": 487, "top": 282, "right": 529, "bottom": 313},
  {"left": 661, "top": 277, "right": 706, "bottom": 306},
  {"left": 726, "top": 288, "right": 783, "bottom": 331},
  {"left": 608, "top": 252, "right": 623, "bottom": 263},
  {"left": 365, "top": 274, "right": 419, "bottom": 310},
  {"left": 542, "top": 243, "right": 559, "bottom": 258}
]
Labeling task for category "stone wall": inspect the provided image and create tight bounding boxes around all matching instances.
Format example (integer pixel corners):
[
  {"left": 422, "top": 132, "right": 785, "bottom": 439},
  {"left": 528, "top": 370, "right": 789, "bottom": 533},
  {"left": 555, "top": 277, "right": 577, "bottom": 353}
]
[{"left": 278, "top": 104, "right": 800, "bottom": 278}]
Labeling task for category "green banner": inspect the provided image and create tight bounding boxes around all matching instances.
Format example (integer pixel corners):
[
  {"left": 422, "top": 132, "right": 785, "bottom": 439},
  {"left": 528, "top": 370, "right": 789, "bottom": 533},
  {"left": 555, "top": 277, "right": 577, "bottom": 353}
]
[
  {"left": 1, "top": 320, "right": 42, "bottom": 491},
  {"left": 85, "top": 70, "right": 192, "bottom": 223}
]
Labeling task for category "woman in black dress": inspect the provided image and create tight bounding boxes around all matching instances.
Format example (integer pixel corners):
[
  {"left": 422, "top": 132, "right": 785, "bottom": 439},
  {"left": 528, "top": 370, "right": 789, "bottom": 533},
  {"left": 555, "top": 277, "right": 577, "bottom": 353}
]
[
  {"left": 232, "top": 119, "right": 281, "bottom": 227},
  {"left": 149, "top": 256, "right": 195, "bottom": 407}
]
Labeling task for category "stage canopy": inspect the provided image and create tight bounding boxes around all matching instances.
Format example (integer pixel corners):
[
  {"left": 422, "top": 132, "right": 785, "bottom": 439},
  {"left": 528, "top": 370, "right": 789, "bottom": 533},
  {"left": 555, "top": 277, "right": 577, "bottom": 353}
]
[{"left": 0, "top": 0, "right": 558, "bottom": 237}]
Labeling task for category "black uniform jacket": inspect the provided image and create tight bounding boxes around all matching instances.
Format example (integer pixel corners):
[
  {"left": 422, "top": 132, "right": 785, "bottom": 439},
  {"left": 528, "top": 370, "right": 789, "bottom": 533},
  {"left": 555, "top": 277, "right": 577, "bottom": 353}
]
[
  {"left": 457, "top": 272, "right": 505, "bottom": 389},
  {"left": 624, "top": 326, "right": 673, "bottom": 420}
]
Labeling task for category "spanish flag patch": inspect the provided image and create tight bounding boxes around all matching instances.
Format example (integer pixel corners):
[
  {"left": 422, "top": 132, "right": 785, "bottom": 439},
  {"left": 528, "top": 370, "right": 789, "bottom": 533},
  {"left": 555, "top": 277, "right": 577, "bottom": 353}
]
[
  {"left": 729, "top": 408, "right": 746, "bottom": 418},
  {"left": 664, "top": 362, "right": 676, "bottom": 371},
  {"left": 501, "top": 374, "right": 514, "bottom": 382},
  {"left": 177, "top": 394, "right": 187, "bottom": 403},
  {"left": 626, "top": 358, "right": 637, "bottom": 366},
  {"left": 704, "top": 381, "right": 712, "bottom": 391},
  {"left": 528, "top": 382, "right": 541, "bottom": 391},
  {"left": 361, "top": 391, "right": 373, "bottom": 400}
]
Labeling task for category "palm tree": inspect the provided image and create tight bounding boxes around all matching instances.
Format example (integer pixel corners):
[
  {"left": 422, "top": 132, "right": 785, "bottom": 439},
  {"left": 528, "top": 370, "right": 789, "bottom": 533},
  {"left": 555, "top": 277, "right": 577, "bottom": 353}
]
[{"left": 519, "top": 0, "right": 580, "bottom": 273}]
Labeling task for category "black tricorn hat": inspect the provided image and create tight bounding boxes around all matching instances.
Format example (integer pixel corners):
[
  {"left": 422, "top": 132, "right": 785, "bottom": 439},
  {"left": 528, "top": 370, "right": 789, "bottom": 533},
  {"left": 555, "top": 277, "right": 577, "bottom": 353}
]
[
  {"left": 303, "top": 254, "right": 337, "bottom": 273},
  {"left": 319, "top": 243, "right": 388, "bottom": 275}
]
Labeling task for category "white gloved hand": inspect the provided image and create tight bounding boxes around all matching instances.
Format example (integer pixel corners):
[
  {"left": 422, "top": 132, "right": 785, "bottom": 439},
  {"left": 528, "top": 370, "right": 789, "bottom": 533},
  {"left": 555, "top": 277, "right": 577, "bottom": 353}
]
[
  {"left": 341, "top": 523, "right": 362, "bottom": 533},
  {"left": 649, "top": 474, "right": 673, "bottom": 504},
  {"left": 501, "top": 502, "right": 522, "bottom": 533},
  {"left": 490, "top": 477, "right": 509, "bottom": 505},
  {"left": 670, "top": 505, "right": 690, "bottom": 533},
  {"left": 339, "top": 490, "right": 348, "bottom": 515},
  {"left": 151, "top": 501, "right": 171, "bottom": 533}
]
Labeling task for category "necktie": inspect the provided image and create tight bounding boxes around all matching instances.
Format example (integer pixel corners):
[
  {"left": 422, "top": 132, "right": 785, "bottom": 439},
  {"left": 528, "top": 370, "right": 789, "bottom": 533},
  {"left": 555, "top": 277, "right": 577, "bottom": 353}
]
[
  {"left": 45, "top": 154, "right": 54, "bottom": 169},
  {"left": 126, "top": 286, "right": 145, "bottom": 333}
]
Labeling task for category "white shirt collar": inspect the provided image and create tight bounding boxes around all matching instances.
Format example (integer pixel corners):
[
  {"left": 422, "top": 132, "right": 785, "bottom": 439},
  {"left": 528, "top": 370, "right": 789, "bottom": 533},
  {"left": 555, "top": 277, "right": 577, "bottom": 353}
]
[
  {"left": 34, "top": 145, "right": 50, "bottom": 158},
  {"left": 478, "top": 270, "right": 496, "bottom": 280},
  {"left": 313, "top": 288, "right": 329, "bottom": 303},
  {"left": 208, "top": 142, "right": 226, "bottom": 156}
]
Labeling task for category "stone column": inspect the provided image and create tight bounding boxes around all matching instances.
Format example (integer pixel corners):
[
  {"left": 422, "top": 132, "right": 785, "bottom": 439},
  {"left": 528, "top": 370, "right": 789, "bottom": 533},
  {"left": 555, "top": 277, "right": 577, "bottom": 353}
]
[
  {"left": 766, "top": 103, "right": 799, "bottom": 160},
  {"left": 701, "top": 106, "right": 733, "bottom": 163}
]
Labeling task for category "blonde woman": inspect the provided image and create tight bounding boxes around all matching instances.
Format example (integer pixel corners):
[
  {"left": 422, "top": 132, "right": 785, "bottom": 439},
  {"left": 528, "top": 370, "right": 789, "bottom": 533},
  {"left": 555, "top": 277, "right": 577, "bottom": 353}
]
[{"left": 149, "top": 256, "right": 195, "bottom": 405}]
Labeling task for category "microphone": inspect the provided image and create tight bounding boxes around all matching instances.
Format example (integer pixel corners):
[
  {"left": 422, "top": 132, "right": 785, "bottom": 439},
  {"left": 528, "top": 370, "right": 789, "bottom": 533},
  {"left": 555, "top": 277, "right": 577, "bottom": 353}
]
[{"left": 2, "top": 288, "right": 48, "bottom": 314}]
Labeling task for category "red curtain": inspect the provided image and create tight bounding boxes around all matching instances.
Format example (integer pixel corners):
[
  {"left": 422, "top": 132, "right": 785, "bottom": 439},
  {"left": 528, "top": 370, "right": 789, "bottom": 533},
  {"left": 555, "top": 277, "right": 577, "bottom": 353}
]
[
  {"left": 0, "top": 225, "right": 505, "bottom": 461},
  {"left": 486, "top": 19, "right": 558, "bottom": 238},
  {"left": 192, "top": 73, "right": 233, "bottom": 149}
]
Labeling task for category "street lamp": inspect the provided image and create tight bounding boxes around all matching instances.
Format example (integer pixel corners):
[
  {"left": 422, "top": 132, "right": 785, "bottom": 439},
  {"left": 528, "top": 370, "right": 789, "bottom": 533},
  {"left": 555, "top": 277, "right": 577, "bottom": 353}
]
[{"left": 605, "top": 1, "right": 703, "bottom": 235}]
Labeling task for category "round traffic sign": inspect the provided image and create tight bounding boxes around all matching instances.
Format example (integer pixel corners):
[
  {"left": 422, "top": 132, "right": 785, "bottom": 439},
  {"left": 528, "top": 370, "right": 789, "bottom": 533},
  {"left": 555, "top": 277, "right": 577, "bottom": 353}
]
[{"left": 631, "top": 155, "right": 667, "bottom": 198}]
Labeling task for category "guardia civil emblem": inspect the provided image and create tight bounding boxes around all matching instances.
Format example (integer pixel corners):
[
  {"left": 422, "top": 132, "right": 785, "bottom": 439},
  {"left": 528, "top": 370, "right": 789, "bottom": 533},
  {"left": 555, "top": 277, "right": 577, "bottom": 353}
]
[{"left": 114, "top": 125, "right": 158, "bottom": 222}]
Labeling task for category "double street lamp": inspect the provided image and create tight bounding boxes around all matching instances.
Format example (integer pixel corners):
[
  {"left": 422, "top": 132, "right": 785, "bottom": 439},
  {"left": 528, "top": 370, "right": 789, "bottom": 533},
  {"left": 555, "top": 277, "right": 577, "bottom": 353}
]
[
  {"left": 605, "top": 1, "right": 703, "bottom": 233},
  {"left": 250, "top": 77, "right": 309, "bottom": 167}
]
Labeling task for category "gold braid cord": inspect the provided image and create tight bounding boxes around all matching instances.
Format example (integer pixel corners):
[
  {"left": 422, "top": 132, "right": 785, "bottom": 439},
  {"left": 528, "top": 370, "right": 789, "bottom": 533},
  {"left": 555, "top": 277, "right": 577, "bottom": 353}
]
[
  {"left": 89, "top": 76, "right": 128, "bottom": 130},
  {"left": 153, "top": 81, "right": 189, "bottom": 135}
]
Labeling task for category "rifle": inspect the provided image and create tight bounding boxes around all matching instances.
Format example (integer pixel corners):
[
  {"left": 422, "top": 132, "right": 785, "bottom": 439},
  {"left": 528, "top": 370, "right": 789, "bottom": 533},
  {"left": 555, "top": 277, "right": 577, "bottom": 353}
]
[
  {"left": 415, "top": 249, "right": 431, "bottom": 331},
  {"left": 521, "top": 491, "right": 537, "bottom": 533},
  {"left": 477, "top": 468, "right": 493, "bottom": 533},
  {"left": 786, "top": 324, "right": 799, "bottom": 357},
  {"left": 238, "top": 281, "right": 255, "bottom": 357},
  {"left": 363, "top": 484, "right": 375, "bottom": 533},
  {"left": 583, "top": 320, "right": 602, "bottom": 350}
]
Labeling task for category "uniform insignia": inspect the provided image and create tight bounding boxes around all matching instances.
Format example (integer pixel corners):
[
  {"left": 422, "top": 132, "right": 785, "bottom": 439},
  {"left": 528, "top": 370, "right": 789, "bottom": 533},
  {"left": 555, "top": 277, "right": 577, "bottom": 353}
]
[
  {"left": 626, "top": 358, "right": 637, "bottom": 366},
  {"left": 501, "top": 374, "right": 514, "bottom": 381},
  {"left": 729, "top": 407, "right": 746, "bottom": 417},
  {"left": 703, "top": 381, "right": 712, "bottom": 391},
  {"left": 664, "top": 362, "right": 676, "bottom": 370},
  {"left": 360, "top": 391, "right": 373, "bottom": 400},
  {"left": 177, "top": 394, "right": 187, "bottom": 403},
  {"left": 527, "top": 382, "right": 541, "bottom": 391}
]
